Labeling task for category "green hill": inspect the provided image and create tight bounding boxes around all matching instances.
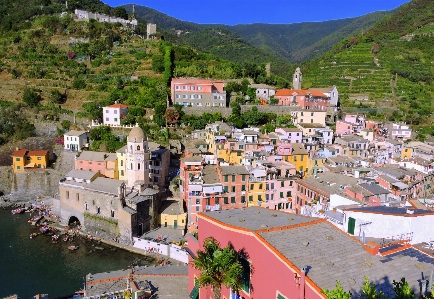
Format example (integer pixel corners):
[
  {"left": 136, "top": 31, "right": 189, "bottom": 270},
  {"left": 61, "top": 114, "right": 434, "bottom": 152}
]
[{"left": 300, "top": 0, "right": 434, "bottom": 130}]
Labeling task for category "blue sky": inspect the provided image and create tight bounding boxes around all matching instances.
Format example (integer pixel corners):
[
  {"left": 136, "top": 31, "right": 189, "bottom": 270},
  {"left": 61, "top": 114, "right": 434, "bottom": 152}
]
[{"left": 102, "top": 0, "right": 409, "bottom": 25}]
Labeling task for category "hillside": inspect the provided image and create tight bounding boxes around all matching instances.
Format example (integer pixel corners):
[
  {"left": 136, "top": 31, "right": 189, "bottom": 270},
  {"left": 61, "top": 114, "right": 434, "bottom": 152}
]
[
  {"left": 230, "top": 11, "right": 393, "bottom": 63},
  {"left": 124, "top": 4, "right": 396, "bottom": 66},
  {"left": 300, "top": 0, "right": 434, "bottom": 131}
]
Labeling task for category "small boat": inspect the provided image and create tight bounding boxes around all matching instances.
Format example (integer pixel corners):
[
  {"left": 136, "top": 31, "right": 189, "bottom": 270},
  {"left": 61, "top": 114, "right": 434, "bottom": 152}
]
[
  {"left": 30, "top": 233, "right": 38, "bottom": 239},
  {"left": 68, "top": 245, "right": 79, "bottom": 251},
  {"left": 95, "top": 246, "right": 104, "bottom": 251},
  {"left": 11, "top": 208, "right": 25, "bottom": 215},
  {"left": 52, "top": 234, "right": 59, "bottom": 241},
  {"left": 40, "top": 226, "right": 49, "bottom": 233},
  {"left": 63, "top": 236, "right": 69, "bottom": 242}
]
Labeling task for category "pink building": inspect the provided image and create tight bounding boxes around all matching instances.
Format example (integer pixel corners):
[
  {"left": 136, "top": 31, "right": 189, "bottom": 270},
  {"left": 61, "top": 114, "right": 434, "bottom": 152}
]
[
  {"left": 335, "top": 120, "right": 356, "bottom": 136},
  {"left": 188, "top": 207, "right": 430, "bottom": 299},
  {"left": 171, "top": 78, "right": 227, "bottom": 107},
  {"left": 275, "top": 89, "right": 329, "bottom": 110},
  {"left": 75, "top": 151, "right": 118, "bottom": 179},
  {"left": 103, "top": 103, "right": 128, "bottom": 126},
  {"left": 275, "top": 127, "right": 303, "bottom": 143}
]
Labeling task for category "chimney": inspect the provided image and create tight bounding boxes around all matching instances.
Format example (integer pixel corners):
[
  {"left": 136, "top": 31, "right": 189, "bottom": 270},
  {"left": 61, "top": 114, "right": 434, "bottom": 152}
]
[{"left": 300, "top": 266, "right": 307, "bottom": 299}]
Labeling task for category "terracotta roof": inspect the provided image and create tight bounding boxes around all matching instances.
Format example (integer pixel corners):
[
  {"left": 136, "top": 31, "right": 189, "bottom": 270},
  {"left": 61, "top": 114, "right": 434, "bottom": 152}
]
[
  {"left": 27, "top": 150, "right": 49, "bottom": 156},
  {"left": 107, "top": 103, "right": 128, "bottom": 109},
  {"left": 275, "top": 89, "right": 327, "bottom": 98},
  {"left": 172, "top": 78, "right": 216, "bottom": 85},
  {"left": 11, "top": 149, "right": 27, "bottom": 157}
]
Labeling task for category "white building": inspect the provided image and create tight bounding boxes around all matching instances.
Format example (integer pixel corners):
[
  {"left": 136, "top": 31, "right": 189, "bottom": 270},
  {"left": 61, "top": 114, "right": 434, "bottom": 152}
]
[
  {"left": 103, "top": 104, "right": 128, "bottom": 126},
  {"left": 309, "top": 85, "right": 339, "bottom": 106},
  {"left": 64, "top": 130, "right": 89, "bottom": 151},
  {"left": 342, "top": 206, "right": 434, "bottom": 244}
]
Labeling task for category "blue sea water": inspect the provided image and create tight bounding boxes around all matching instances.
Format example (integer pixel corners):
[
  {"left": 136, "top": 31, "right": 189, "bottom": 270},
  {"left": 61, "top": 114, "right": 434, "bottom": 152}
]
[{"left": 0, "top": 209, "right": 151, "bottom": 299}]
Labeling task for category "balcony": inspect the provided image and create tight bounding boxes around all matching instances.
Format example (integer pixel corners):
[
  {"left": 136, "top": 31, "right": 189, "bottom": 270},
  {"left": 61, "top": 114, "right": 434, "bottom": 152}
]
[{"left": 206, "top": 204, "right": 221, "bottom": 211}]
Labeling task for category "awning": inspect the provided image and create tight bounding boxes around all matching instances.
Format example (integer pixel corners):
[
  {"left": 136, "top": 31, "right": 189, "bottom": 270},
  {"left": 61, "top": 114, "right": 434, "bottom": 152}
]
[
  {"left": 189, "top": 286, "right": 199, "bottom": 299},
  {"left": 24, "top": 163, "right": 36, "bottom": 168},
  {"left": 188, "top": 185, "right": 203, "bottom": 192}
]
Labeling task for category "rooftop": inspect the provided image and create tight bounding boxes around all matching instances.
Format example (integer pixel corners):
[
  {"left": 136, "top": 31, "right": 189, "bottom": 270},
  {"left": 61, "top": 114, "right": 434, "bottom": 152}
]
[
  {"left": 344, "top": 206, "right": 434, "bottom": 216},
  {"left": 202, "top": 207, "right": 314, "bottom": 231},
  {"left": 77, "top": 151, "right": 116, "bottom": 162},
  {"left": 220, "top": 165, "right": 249, "bottom": 176},
  {"left": 65, "top": 169, "right": 98, "bottom": 181},
  {"left": 202, "top": 165, "right": 220, "bottom": 184},
  {"left": 65, "top": 130, "right": 88, "bottom": 137},
  {"left": 159, "top": 200, "right": 184, "bottom": 215}
]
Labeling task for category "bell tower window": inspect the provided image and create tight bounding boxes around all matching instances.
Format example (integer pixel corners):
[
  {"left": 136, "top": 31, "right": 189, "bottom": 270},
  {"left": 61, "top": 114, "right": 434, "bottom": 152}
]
[{"left": 137, "top": 146, "right": 140, "bottom": 150}]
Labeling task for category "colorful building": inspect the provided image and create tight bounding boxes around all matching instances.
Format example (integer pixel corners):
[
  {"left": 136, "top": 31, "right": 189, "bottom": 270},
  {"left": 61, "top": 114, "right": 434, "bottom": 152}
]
[
  {"left": 171, "top": 78, "right": 227, "bottom": 107},
  {"left": 103, "top": 103, "right": 128, "bottom": 126},
  {"left": 11, "top": 148, "right": 49, "bottom": 172},
  {"left": 187, "top": 207, "right": 433, "bottom": 299}
]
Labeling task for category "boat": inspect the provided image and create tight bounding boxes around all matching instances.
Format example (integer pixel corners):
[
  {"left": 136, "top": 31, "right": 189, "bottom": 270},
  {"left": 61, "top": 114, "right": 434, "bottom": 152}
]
[
  {"left": 40, "top": 226, "right": 49, "bottom": 233},
  {"left": 68, "top": 245, "right": 79, "bottom": 251},
  {"left": 63, "top": 236, "right": 69, "bottom": 242},
  {"left": 52, "top": 234, "right": 59, "bottom": 241},
  {"left": 11, "top": 208, "right": 25, "bottom": 215},
  {"left": 95, "top": 246, "right": 104, "bottom": 251},
  {"left": 29, "top": 233, "right": 38, "bottom": 239}
]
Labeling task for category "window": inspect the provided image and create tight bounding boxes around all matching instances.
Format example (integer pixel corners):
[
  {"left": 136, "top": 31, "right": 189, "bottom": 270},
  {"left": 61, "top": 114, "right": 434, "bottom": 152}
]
[
  {"left": 196, "top": 199, "right": 200, "bottom": 204},
  {"left": 215, "top": 198, "right": 219, "bottom": 205},
  {"left": 231, "top": 186, "right": 235, "bottom": 192},
  {"left": 114, "top": 110, "right": 118, "bottom": 114},
  {"left": 287, "top": 191, "right": 292, "bottom": 197},
  {"left": 240, "top": 258, "right": 251, "bottom": 293},
  {"left": 241, "top": 196, "right": 245, "bottom": 203},
  {"left": 175, "top": 86, "right": 179, "bottom": 90},
  {"left": 76, "top": 193, "right": 79, "bottom": 201},
  {"left": 241, "top": 185, "right": 246, "bottom": 191},
  {"left": 280, "top": 192, "right": 284, "bottom": 198},
  {"left": 242, "top": 174, "right": 246, "bottom": 181},
  {"left": 259, "top": 184, "right": 263, "bottom": 190},
  {"left": 182, "top": 86, "right": 187, "bottom": 90},
  {"left": 97, "top": 207, "right": 100, "bottom": 214},
  {"left": 231, "top": 197, "right": 236, "bottom": 203},
  {"left": 224, "top": 186, "right": 228, "bottom": 193},
  {"left": 121, "top": 170, "right": 124, "bottom": 176},
  {"left": 175, "top": 95, "right": 180, "bottom": 99},
  {"left": 37, "top": 157, "right": 41, "bottom": 160},
  {"left": 196, "top": 206, "right": 199, "bottom": 212},
  {"left": 106, "top": 110, "right": 109, "bottom": 113},
  {"left": 121, "top": 160, "right": 123, "bottom": 166},
  {"left": 190, "top": 94, "right": 195, "bottom": 99},
  {"left": 16, "top": 158, "right": 20, "bottom": 161},
  {"left": 232, "top": 175, "right": 236, "bottom": 182},
  {"left": 206, "top": 198, "right": 210, "bottom": 205},
  {"left": 250, "top": 184, "right": 254, "bottom": 190},
  {"left": 111, "top": 210, "right": 114, "bottom": 217},
  {"left": 224, "top": 197, "right": 228, "bottom": 204},
  {"left": 182, "top": 95, "right": 187, "bottom": 99},
  {"left": 249, "top": 196, "right": 253, "bottom": 202},
  {"left": 198, "top": 95, "right": 202, "bottom": 99},
  {"left": 190, "top": 86, "right": 195, "bottom": 90},
  {"left": 66, "top": 191, "right": 69, "bottom": 199},
  {"left": 106, "top": 117, "right": 109, "bottom": 121},
  {"left": 258, "top": 195, "right": 262, "bottom": 201},
  {"left": 224, "top": 175, "right": 228, "bottom": 182},
  {"left": 281, "top": 181, "right": 284, "bottom": 187}
]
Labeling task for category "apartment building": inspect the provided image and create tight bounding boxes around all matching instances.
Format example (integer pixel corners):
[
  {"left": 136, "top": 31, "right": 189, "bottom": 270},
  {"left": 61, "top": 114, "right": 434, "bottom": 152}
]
[
  {"left": 103, "top": 103, "right": 128, "bottom": 126},
  {"left": 171, "top": 78, "right": 227, "bottom": 107}
]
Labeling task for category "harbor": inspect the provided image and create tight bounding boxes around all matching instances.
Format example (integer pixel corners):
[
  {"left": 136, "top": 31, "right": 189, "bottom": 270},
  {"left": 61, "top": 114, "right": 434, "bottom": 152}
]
[{"left": 0, "top": 207, "right": 158, "bottom": 299}]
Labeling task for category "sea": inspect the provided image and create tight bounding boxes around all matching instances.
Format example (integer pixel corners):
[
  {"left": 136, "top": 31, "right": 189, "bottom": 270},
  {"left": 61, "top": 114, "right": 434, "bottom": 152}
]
[{"left": 0, "top": 209, "right": 154, "bottom": 299}]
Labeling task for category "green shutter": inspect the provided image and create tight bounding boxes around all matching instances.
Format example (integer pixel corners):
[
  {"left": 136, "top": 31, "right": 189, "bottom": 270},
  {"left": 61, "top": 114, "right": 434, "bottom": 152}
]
[
  {"left": 189, "top": 286, "right": 199, "bottom": 299},
  {"left": 277, "top": 294, "right": 286, "bottom": 299},
  {"left": 348, "top": 217, "right": 356, "bottom": 235}
]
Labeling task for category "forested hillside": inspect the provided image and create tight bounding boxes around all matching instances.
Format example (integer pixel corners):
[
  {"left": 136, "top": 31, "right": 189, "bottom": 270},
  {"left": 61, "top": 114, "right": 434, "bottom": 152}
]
[{"left": 300, "top": 0, "right": 434, "bottom": 137}]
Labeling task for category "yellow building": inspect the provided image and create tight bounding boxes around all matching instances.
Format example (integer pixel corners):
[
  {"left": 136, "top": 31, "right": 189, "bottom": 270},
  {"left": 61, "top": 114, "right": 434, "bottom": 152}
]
[
  {"left": 402, "top": 147, "right": 414, "bottom": 159},
  {"left": 283, "top": 144, "right": 310, "bottom": 175},
  {"left": 116, "top": 145, "right": 127, "bottom": 181},
  {"left": 158, "top": 200, "right": 187, "bottom": 232},
  {"left": 309, "top": 157, "right": 325, "bottom": 175},
  {"left": 11, "top": 148, "right": 49, "bottom": 172},
  {"left": 217, "top": 149, "right": 244, "bottom": 165}
]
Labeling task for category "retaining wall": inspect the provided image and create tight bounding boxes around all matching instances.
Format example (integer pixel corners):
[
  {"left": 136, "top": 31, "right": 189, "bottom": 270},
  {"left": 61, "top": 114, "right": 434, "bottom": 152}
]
[
  {"left": 181, "top": 105, "right": 301, "bottom": 117},
  {"left": 133, "top": 237, "right": 188, "bottom": 263}
]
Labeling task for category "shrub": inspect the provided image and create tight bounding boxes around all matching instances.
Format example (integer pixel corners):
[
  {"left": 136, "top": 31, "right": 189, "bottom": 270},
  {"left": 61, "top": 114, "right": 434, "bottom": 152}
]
[
  {"left": 72, "top": 78, "right": 86, "bottom": 89},
  {"left": 23, "top": 88, "right": 42, "bottom": 107}
]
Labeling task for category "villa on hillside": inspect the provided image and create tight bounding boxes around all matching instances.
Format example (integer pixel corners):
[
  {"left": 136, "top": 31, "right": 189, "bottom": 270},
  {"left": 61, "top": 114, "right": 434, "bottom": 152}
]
[
  {"left": 11, "top": 148, "right": 50, "bottom": 172},
  {"left": 171, "top": 78, "right": 227, "bottom": 107}
]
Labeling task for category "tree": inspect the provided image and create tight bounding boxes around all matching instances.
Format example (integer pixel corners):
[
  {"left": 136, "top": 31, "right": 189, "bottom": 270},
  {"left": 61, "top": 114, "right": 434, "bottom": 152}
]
[
  {"left": 50, "top": 89, "right": 66, "bottom": 104},
  {"left": 322, "top": 280, "right": 352, "bottom": 299},
  {"left": 23, "top": 88, "right": 42, "bottom": 107},
  {"left": 393, "top": 278, "right": 414, "bottom": 299},
  {"left": 193, "top": 237, "right": 243, "bottom": 299},
  {"left": 113, "top": 7, "right": 127, "bottom": 19},
  {"left": 361, "top": 276, "right": 386, "bottom": 299},
  {"left": 164, "top": 108, "right": 180, "bottom": 125}
]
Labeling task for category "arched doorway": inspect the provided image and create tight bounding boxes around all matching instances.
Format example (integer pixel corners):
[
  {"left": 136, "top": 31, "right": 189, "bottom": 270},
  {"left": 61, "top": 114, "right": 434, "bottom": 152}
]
[{"left": 68, "top": 216, "right": 81, "bottom": 227}]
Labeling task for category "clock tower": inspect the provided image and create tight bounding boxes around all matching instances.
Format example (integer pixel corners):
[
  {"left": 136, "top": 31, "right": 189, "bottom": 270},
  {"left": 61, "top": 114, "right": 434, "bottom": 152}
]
[{"left": 126, "top": 125, "right": 149, "bottom": 188}]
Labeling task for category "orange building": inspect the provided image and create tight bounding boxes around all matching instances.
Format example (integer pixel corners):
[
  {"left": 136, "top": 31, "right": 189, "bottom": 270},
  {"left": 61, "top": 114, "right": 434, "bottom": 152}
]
[{"left": 11, "top": 148, "right": 49, "bottom": 172}]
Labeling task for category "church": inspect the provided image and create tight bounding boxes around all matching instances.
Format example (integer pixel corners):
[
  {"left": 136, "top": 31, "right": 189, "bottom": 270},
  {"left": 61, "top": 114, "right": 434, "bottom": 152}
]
[{"left": 59, "top": 126, "right": 163, "bottom": 244}]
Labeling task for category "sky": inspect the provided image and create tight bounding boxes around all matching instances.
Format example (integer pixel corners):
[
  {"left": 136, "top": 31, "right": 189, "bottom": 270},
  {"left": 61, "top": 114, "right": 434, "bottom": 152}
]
[{"left": 102, "top": 0, "right": 410, "bottom": 25}]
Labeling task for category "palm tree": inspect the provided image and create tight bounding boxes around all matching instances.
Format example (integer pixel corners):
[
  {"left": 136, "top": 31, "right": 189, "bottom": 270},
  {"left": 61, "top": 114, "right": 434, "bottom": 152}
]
[{"left": 193, "top": 237, "right": 243, "bottom": 299}]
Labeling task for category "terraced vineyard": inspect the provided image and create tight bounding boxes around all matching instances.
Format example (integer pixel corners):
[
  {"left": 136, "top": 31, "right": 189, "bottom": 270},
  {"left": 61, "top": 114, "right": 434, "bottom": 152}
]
[{"left": 304, "top": 43, "right": 393, "bottom": 100}]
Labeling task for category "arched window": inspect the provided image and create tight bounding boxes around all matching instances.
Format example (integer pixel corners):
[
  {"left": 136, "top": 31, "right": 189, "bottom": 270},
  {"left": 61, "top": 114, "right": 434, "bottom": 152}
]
[{"left": 137, "top": 145, "right": 140, "bottom": 150}]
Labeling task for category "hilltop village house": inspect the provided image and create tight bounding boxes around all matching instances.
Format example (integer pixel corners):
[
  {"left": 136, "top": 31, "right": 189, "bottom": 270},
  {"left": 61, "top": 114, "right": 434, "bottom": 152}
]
[
  {"left": 64, "top": 130, "right": 89, "bottom": 151},
  {"left": 59, "top": 127, "right": 165, "bottom": 243},
  {"left": 11, "top": 148, "right": 49, "bottom": 172},
  {"left": 74, "top": 9, "right": 138, "bottom": 27},
  {"left": 171, "top": 78, "right": 227, "bottom": 107},
  {"left": 103, "top": 103, "right": 128, "bottom": 126}
]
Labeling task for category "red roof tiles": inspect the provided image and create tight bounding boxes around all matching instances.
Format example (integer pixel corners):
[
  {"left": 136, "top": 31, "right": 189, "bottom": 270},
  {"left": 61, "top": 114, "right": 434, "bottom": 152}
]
[
  {"left": 11, "top": 149, "right": 27, "bottom": 157},
  {"left": 275, "top": 89, "right": 327, "bottom": 98}
]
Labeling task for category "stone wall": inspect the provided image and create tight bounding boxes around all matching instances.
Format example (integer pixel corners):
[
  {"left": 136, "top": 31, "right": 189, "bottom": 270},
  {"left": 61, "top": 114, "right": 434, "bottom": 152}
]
[
  {"left": 181, "top": 105, "right": 301, "bottom": 117},
  {"left": 84, "top": 214, "right": 119, "bottom": 238},
  {"left": 1, "top": 168, "right": 60, "bottom": 201}
]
